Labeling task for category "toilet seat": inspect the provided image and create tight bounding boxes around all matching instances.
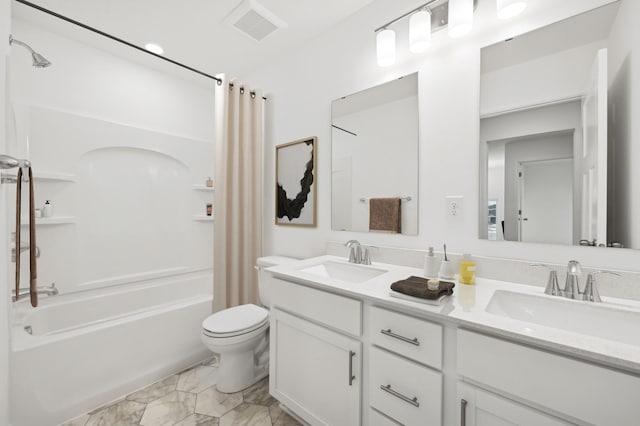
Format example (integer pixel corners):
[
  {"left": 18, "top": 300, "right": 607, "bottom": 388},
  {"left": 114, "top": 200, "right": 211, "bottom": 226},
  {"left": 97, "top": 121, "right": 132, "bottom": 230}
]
[{"left": 202, "top": 304, "right": 269, "bottom": 338}]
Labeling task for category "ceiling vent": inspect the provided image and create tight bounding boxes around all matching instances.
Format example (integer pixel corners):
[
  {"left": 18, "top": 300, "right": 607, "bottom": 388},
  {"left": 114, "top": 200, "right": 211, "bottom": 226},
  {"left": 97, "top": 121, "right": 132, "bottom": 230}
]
[{"left": 224, "top": 0, "right": 288, "bottom": 42}]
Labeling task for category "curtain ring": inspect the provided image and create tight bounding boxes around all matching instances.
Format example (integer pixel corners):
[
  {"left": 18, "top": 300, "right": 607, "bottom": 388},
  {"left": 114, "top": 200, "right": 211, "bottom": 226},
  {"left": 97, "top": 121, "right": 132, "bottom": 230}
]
[
  {"left": 216, "top": 79, "right": 222, "bottom": 86},
  {"left": 250, "top": 91, "right": 256, "bottom": 99},
  {"left": 240, "top": 87, "right": 245, "bottom": 94},
  {"left": 229, "top": 83, "right": 234, "bottom": 91}
]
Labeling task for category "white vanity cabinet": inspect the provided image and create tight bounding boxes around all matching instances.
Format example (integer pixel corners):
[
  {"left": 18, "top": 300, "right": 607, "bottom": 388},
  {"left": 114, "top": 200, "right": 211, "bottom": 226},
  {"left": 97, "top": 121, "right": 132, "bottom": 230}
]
[
  {"left": 457, "top": 330, "right": 640, "bottom": 426},
  {"left": 368, "top": 306, "right": 443, "bottom": 426},
  {"left": 457, "top": 383, "right": 570, "bottom": 426},
  {"left": 269, "top": 278, "right": 363, "bottom": 426}
]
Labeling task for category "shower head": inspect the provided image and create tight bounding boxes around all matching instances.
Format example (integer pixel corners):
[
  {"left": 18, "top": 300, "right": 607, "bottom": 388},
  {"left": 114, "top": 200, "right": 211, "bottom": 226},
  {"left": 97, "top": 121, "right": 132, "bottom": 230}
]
[{"left": 9, "top": 35, "right": 52, "bottom": 68}]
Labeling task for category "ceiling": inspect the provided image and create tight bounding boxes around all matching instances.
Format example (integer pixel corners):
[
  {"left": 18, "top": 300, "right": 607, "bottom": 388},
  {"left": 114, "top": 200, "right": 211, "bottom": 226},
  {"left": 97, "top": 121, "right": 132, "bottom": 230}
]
[{"left": 12, "top": 0, "right": 374, "bottom": 78}]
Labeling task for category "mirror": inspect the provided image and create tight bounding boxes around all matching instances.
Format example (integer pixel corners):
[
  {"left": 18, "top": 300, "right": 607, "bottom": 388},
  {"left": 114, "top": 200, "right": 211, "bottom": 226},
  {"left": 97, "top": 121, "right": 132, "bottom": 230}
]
[
  {"left": 478, "top": 1, "right": 639, "bottom": 249},
  {"left": 331, "top": 73, "right": 419, "bottom": 235}
]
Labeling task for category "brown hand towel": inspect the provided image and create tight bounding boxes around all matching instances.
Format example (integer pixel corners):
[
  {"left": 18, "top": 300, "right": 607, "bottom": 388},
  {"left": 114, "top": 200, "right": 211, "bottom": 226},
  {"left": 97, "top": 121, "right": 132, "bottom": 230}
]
[
  {"left": 369, "top": 197, "right": 401, "bottom": 233},
  {"left": 390, "top": 276, "right": 455, "bottom": 300},
  {"left": 15, "top": 166, "right": 38, "bottom": 307}
]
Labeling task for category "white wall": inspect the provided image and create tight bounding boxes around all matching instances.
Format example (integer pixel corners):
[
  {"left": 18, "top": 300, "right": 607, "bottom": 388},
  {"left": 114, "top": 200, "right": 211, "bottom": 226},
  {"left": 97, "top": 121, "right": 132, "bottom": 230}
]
[
  {"left": 250, "top": 0, "right": 640, "bottom": 271},
  {"left": 608, "top": 0, "right": 640, "bottom": 248},
  {"left": 332, "top": 95, "right": 418, "bottom": 234},
  {"left": 1, "top": 0, "right": 11, "bottom": 422}
]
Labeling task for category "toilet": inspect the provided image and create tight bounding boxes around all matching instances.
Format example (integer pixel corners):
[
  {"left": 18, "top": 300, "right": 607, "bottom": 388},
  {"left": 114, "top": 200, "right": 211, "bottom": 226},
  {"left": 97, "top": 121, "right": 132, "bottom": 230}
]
[{"left": 201, "top": 256, "right": 295, "bottom": 393}]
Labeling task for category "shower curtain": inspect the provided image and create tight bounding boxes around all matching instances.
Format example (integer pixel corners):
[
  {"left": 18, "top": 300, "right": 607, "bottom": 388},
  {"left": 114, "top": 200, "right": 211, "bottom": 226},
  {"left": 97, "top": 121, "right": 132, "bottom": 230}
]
[{"left": 213, "top": 75, "right": 264, "bottom": 311}]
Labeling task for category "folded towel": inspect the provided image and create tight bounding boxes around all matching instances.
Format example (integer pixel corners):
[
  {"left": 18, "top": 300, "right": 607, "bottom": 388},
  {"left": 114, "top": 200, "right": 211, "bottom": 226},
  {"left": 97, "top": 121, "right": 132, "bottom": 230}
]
[
  {"left": 390, "top": 276, "right": 455, "bottom": 300},
  {"left": 369, "top": 197, "right": 401, "bottom": 233}
]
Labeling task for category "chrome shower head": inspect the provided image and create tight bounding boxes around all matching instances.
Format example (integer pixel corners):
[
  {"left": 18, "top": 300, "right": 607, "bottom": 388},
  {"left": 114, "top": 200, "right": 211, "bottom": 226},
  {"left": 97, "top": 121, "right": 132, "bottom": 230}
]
[{"left": 9, "top": 35, "right": 52, "bottom": 68}]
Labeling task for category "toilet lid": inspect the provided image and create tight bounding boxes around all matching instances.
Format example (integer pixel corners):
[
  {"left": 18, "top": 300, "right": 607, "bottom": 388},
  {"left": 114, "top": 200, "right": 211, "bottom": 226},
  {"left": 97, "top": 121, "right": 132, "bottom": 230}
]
[{"left": 202, "top": 304, "right": 268, "bottom": 335}]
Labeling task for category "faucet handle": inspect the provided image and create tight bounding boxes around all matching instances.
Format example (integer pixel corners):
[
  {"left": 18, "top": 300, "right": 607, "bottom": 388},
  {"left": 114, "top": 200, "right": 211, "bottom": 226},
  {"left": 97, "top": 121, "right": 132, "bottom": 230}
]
[
  {"left": 345, "top": 240, "right": 360, "bottom": 248},
  {"left": 583, "top": 271, "right": 620, "bottom": 303},
  {"left": 531, "top": 264, "right": 560, "bottom": 296}
]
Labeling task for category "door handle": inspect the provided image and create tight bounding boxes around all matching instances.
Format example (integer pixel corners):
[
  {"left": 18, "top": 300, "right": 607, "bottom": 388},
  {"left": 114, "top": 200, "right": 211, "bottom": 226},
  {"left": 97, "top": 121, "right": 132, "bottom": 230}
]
[
  {"left": 348, "top": 351, "right": 355, "bottom": 386},
  {"left": 461, "top": 398, "right": 468, "bottom": 426},
  {"left": 380, "top": 329, "right": 420, "bottom": 346},
  {"left": 380, "top": 384, "right": 419, "bottom": 407}
]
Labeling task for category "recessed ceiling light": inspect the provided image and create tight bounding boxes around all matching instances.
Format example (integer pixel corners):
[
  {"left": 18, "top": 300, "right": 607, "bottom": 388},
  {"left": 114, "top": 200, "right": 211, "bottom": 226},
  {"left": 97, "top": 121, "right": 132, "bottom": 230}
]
[{"left": 144, "top": 43, "right": 164, "bottom": 55}]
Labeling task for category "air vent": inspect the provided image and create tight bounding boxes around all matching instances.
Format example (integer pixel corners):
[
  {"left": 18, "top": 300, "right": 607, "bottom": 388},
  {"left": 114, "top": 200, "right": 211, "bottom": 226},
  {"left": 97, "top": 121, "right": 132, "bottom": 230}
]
[{"left": 224, "top": 0, "right": 288, "bottom": 42}]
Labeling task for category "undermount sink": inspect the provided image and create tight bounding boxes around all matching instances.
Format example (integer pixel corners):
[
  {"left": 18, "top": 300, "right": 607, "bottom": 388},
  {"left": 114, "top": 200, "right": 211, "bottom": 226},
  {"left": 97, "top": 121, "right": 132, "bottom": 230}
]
[
  {"left": 299, "top": 261, "right": 388, "bottom": 284},
  {"left": 486, "top": 290, "right": 640, "bottom": 347}
]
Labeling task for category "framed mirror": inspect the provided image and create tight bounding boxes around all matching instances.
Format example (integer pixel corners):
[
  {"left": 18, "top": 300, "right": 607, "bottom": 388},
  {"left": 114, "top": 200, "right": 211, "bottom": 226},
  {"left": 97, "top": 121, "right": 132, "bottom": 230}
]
[
  {"left": 478, "top": 1, "right": 638, "bottom": 249},
  {"left": 331, "top": 73, "right": 419, "bottom": 235}
]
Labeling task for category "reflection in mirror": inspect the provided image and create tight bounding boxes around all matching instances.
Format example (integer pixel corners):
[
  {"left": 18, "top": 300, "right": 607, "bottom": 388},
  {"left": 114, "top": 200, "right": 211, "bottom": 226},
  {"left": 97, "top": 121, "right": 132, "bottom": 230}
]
[
  {"left": 331, "top": 73, "right": 419, "bottom": 235},
  {"left": 478, "top": 1, "right": 640, "bottom": 249}
]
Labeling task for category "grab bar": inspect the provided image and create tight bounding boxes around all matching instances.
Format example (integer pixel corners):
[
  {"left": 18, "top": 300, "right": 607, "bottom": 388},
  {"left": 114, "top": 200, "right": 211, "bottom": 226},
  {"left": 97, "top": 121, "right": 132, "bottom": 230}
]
[{"left": 12, "top": 283, "right": 57, "bottom": 302}]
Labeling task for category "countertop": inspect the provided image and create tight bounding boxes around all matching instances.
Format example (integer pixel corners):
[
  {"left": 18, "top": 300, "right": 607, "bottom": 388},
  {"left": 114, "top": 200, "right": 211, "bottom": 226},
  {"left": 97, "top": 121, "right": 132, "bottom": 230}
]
[{"left": 267, "top": 255, "right": 640, "bottom": 375}]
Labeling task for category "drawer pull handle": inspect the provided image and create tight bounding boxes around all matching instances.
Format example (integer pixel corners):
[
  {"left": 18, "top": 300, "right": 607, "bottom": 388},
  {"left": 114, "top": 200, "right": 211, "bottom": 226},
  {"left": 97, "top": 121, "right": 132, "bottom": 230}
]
[
  {"left": 380, "top": 329, "right": 420, "bottom": 346},
  {"left": 461, "top": 398, "right": 468, "bottom": 426},
  {"left": 348, "top": 351, "right": 355, "bottom": 386},
  {"left": 380, "top": 384, "right": 419, "bottom": 407}
]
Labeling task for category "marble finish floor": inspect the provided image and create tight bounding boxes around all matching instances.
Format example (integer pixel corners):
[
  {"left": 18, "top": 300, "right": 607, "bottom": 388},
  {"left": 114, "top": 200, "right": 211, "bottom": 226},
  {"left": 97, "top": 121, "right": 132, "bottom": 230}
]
[{"left": 61, "top": 357, "right": 301, "bottom": 426}]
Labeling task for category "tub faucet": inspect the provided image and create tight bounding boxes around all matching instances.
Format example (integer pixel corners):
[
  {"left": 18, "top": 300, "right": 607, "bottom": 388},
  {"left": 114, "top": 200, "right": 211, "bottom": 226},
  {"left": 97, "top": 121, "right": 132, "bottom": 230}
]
[{"left": 12, "top": 283, "right": 58, "bottom": 302}]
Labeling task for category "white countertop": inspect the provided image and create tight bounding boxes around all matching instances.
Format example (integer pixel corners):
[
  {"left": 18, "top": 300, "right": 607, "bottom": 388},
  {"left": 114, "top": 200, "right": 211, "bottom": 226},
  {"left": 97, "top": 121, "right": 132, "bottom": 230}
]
[{"left": 268, "top": 255, "right": 640, "bottom": 374}]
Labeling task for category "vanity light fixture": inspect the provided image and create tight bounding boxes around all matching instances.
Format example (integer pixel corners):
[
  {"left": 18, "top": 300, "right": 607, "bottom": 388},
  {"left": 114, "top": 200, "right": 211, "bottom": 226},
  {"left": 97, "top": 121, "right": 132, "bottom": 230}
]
[
  {"left": 376, "top": 29, "right": 396, "bottom": 67},
  {"left": 497, "top": 0, "right": 527, "bottom": 20},
  {"left": 144, "top": 42, "right": 164, "bottom": 55},
  {"left": 409, "top": 10, "right": 432, "bottom": 53},
  {"left": 448, "top": 0, "right": 474, "bottom": 37}
]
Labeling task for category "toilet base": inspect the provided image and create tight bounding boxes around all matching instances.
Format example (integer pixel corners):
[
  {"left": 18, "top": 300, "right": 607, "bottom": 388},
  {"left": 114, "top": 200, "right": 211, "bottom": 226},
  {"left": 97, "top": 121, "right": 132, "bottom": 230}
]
[{"left": 216, "top": 349, "right": 268, "bottom": 393}]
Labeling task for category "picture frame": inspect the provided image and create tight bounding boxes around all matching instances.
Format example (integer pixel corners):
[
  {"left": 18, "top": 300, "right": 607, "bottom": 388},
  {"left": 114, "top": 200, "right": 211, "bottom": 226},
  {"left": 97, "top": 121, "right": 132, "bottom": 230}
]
[{"left": 275, "top": 137, "right": 317, "bottom": 227}]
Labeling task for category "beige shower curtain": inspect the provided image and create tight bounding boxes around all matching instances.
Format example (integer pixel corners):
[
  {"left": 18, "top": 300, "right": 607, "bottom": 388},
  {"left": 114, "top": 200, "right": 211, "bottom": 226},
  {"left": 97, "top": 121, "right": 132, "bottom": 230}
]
[{"left": 213, "top": 75, "right": 264, "bottom": 311}]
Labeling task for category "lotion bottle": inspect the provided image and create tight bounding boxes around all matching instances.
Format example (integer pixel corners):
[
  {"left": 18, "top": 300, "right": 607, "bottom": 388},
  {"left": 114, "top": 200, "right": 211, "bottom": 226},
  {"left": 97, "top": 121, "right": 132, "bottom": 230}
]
[{"left": 424, "top": 247, "right": 440, "bottom": 278}]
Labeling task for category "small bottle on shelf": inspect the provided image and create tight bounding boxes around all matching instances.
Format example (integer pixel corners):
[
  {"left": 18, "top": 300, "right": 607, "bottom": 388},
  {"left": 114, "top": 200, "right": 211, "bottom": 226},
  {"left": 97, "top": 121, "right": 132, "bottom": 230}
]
[
  {"left": 205, "top": 177, "right": 213, "bottom": 188},
  {"left": 42, "top": 200, "right": 53, "bottom": 217},
  {"left": 206, "top": 203, "right": 213, "bottom": 216}
]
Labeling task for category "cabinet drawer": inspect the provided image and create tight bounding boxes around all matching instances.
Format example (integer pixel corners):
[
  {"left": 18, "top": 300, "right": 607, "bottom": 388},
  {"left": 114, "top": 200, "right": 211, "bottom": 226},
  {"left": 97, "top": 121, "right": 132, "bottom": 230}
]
[
  {"left": 369, "top": 408, "right": 401, "bottom": 426},
  {"left": 370, "top": 306, "right": 442, "bottom": 369},
  {"left": 369, "top": 346, "right": 442, "bottom": 426},
  {"left": 458, "top": 329, "right": 640, "bottom": 426},
  {"left": 270, "top": 278, "right": 362, "bottom": 336}
]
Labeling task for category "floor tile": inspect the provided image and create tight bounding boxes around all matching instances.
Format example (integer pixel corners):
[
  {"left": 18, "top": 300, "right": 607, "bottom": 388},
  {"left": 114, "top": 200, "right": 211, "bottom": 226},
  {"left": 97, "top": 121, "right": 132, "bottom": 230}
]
[
  {"left": 195, "top": 387, "right": 243, "bottom": 418},
  {"left": 177, "top": 365, "right": 219, "bottom": 394},
  {"left": 269, "top": 403, "right": 302, "bottom": 426},
  {"left": 242, "top": 377, "right": 276, "bottom": 406},
  {"left": 139, "top": 391, "right": 196, "bottom": 426},
  {"left": 59, "top": 414, "right": 90, "bottom": 426},
  {"left": 219, "top": 403, "right": 271, "bottom": 426},
  {"left": 85, "top": 399, "right": 146, "bottom": 426},
  {"left": 127, "top": 374, "right": 179, "bottom": 404},
  {"left": 174, "top": 413, "right": 220, "bottom": 426}
]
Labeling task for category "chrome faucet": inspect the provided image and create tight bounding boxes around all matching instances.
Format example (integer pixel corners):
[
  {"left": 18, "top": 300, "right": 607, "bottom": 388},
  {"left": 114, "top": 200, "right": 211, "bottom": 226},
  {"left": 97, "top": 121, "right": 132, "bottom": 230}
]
[
  {"left": 533, "top": 261, "right": 619, "bottom": 303},
  {"left": 345, "top": 240, "right": 372, "bottom": 265},
  {"left": 563, "top": 260, "right": 582, "bottom": 299},
  {"left": 12, "top": 283, "right": 58, "bottom": 302}
]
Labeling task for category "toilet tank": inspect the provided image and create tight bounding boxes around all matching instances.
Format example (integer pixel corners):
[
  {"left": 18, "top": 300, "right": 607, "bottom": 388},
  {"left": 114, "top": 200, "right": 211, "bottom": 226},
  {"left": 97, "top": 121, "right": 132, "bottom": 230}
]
[{"left": 256, "top": 256, "right": 297, "bottom": 308}]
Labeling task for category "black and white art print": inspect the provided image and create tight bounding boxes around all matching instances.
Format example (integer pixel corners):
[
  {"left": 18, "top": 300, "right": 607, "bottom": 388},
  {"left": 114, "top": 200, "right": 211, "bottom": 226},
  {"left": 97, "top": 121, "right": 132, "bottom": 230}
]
[{"left": 275, "top": 137, "right": 317, "bottom": 227}]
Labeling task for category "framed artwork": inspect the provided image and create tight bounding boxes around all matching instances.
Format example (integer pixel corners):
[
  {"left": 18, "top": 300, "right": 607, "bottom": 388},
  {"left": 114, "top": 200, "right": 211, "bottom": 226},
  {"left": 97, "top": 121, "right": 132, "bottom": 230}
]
[{"left": 275, "top": 137, "right": 317, "bottom": 227}]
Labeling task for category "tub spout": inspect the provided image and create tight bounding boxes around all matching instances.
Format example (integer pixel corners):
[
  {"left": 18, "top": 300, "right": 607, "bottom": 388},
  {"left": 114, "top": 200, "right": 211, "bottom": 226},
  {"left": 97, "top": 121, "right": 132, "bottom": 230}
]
[{"left": 12, "top": 283, "right": 58, "bottom": 302}]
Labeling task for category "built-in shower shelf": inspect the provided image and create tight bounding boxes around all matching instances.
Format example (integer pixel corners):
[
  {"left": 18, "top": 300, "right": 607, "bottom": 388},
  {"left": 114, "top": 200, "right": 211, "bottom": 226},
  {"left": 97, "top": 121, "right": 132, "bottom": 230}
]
[
  {"left": 192, "top": 215, "right": 214, "bottom": 222},
  {"left": 20, "top": 216, "right": 77, "bottom": 226},
  {"left": 192, "top": 184, "right": 214, "bottom": 192},
  {"left": 35, "top": 172, "right": 77, "bottom": 182}
]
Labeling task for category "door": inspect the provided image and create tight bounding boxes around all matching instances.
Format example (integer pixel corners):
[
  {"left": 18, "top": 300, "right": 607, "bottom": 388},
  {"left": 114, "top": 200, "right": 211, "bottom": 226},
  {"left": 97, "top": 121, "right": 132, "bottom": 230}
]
[
  {"left": 457, "top": 382, "right": 570, "bottom": 426},
  {"left": 519, "top": 159, "right": 573, "bottom": 245},
  {"left": 580, "top": 48, "right": 608, "bottom": 246},
  {"left": 270, "top": 309, "right": 361, "bottom": 426}
]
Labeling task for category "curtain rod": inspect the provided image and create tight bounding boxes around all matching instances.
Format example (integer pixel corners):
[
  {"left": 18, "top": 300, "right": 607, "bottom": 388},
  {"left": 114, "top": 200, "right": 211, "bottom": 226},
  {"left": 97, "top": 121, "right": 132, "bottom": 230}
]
[{"left": 14, "top": 0, "right": 267, "bottom": 100}]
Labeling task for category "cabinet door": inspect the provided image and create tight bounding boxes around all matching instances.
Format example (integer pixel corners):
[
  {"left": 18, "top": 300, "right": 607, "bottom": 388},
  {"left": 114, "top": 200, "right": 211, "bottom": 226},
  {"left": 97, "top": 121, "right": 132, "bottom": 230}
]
[
  {"left": 270, "top": 308, "right": 361, "bottom": 426},
  {"left": 457, "top": 382, "right": 570, "bottom": 426}
]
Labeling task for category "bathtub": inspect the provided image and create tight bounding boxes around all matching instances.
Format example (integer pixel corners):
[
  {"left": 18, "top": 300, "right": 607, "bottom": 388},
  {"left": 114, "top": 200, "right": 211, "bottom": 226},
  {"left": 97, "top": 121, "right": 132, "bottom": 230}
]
[{"left": 9, "top": 270, "right": 213, "bottom": 426}]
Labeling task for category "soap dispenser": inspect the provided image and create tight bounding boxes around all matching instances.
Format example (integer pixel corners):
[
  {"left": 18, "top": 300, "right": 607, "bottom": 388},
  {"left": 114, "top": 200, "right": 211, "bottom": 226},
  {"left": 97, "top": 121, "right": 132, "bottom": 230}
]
[{"left": 424, "top": 247, "right": 440, "bottom": 278}]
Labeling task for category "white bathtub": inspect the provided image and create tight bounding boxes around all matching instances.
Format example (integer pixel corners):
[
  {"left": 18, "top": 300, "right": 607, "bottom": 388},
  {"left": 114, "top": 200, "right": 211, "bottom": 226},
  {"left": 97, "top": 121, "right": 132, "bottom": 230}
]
[{"left": 9, "top": 270, "right": 213, "bottom": 426}]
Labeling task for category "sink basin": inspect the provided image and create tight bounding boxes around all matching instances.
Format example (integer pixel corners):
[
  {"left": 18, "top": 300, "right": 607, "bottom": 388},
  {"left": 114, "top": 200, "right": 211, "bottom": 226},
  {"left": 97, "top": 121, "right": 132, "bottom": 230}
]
[
  {"left": 486, "top": 290, "right": 640, "bottom": 347},
  {"left": 299, "top": 261, "right": 388, "bottom": 284}
]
